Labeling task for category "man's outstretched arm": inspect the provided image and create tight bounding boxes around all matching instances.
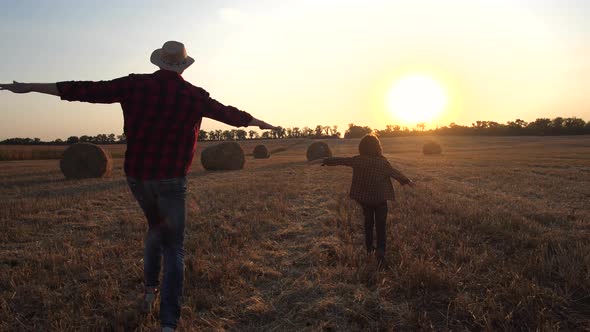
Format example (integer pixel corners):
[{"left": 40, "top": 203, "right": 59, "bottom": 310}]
[
  {"left": 203, "top": 95, "right": 277, "bottom": 130},
  {"left": 2, "top": 77, "right": 131, "bottom": 104},
  {"left": 0, "top": 81, "right": 59, "bottom": 96},
  {"left": 248, "top": 117, "right": 277, "bottom": 130}
]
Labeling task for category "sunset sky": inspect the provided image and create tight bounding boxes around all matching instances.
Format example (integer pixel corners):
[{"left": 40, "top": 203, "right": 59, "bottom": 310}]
[{"left": 0, "top": 0, "right": 588, "bottom": 140}]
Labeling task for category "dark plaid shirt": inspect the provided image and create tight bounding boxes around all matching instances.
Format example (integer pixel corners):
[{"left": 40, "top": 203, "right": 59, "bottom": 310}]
[
  {"left": 57, "top": 70, "right": 253, "bottom": 179},
  {"left": 323, "top": 155, "right": 411, "bottom": 204}
]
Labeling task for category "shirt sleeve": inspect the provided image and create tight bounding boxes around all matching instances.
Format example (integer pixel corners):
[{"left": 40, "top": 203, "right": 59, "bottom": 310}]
[
  {"left": 387, "top": 161, "right": 411, "bottom": 184},
  {"left": 202, "top": 96, "right": 253, "bottom": 127},
  {"left": 322, "top": 157, "right": 354, "bottom": 167},
  {"left": 56, "top": 75, "right": 132, "bottom": 104}
]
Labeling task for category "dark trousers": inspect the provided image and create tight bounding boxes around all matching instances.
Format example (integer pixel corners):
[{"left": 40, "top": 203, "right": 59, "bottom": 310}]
[{"left": 360, "top": 201, "right": 388, "bottom": 254}]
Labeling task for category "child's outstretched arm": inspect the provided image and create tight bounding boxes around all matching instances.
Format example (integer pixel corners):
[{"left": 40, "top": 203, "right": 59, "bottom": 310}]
[{"left": 388, "top": 164, "right": 414, "bottom": 186}]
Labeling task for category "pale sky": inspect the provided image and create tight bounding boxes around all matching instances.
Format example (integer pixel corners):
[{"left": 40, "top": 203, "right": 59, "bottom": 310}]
[{"left": 0, "top": 0, "right": 588, "bottom": 140}]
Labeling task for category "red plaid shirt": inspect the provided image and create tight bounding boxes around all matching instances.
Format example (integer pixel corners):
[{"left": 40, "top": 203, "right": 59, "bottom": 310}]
[
  {"left": 57, "top": 70, "right": 253, "bottom": 180},
  {"left": 323, "top": 155, "right": 411, "bottom": 204}
]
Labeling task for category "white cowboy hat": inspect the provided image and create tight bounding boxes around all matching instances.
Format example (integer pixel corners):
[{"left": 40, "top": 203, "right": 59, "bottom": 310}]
[{"left": 150, "top": 41, "right": 195, "bottom": 73}]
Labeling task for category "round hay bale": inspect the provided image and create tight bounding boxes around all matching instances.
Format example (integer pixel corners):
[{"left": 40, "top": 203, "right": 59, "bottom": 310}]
[
  {"left": 423, "top": 141, "right": 443, "bottom": 155},
  {"left": 306, "top": 141, "right": 333, "bottom": 161},
  {"left": 60, "top": 143, "right": 112, "bottom": 179},
  {"left": 253, "top": 145, "right": 270, "bottom": 159},
  {"left": 201, "top": 142, "right": 245, "bottom": 171}
]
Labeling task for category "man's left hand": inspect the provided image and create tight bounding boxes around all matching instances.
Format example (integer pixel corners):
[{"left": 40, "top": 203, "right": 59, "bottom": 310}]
[{"left": 249, "top": 117, "right": 278, "bottom": 131}]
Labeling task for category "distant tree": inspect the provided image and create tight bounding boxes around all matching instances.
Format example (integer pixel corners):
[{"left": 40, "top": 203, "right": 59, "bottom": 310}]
[
  {"left": 19, "top": 138, "right": 29, "bottom": 144},
  {"left": 222, "top": 130, "right": 234, "bottom": 140},
  {"left": 117, "top": 133, "right": 127, "bottom": 143},
  {"left": 273, "top": 126, "right": 286, "bottom": 139},
  {"left": 472, "top": 121, "right": 488, "bottom": 129},
  {"left": 490, "top": 121, "right": 504, "bottom": 133},
  {"left": 235, "top": 129, "right": 247, "bottom": 140},
  {"left": 330, "top": 125, "right": 339, "bottom": 137},
  {"left": 507, "top": 119, "right": 525, "bottom": 130},
  {"left": 248, "top": 130, "right": 259, "bottom": 139},
  {"left": 315, "top": 125, "right": 323, "bottom": 138},
  {"left": 416, "top": 123, "right": 426, "bottom": 131},
  {"left": 95, "top": 134, "right": 108, "bottom": 144},
  {"left": 376, "top": 124, "right": 401, "bottom": 137},
  {"left": 292, "top": 127, "right": 301, "bottom": 138},
  {"left": 198, "top": 130, "right": 208, "bottom": 141},
  {"left": 526, "top": 118, "right": 552, "bottom": 135},
  {"left": 261, "top": 131, "right": 272, "bottom": 139},
  {"left": 302, "top": 126, "right": 314, "bottom": 137},
  {"left": 563, "top": 117, "right": 586, "bottom": 134},
  {"left": 344, "top": 124, "right": 373, "bottom": 138},
  {"left": 107, "top": 133, "right": 116, "bottom": 143},
  {"left": 67, "top": 136, "right": 79, "bottom": 144},
  {"left": 79, "top": 135, "right": 92, "bottom": 143},
  {"left": 551, "top": 117, "right": 564, "bottom": 131}
]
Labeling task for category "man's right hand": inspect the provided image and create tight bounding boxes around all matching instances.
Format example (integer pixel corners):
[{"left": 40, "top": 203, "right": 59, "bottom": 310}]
[
  {"left": 0, "top": 81, "right": 32, "bottom": 94},
  {"left": 0, "top": 81, "right": 59, "bottom": 96}
]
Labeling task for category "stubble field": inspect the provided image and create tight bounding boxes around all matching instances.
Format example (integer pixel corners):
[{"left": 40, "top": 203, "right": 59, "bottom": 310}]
[{"left": 1, "top": 136, "right": 589, "bottom": 331}]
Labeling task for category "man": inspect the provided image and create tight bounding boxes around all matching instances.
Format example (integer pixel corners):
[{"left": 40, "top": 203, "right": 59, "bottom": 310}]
[{"left": 0, "top": 40, "right": 277, "bottom": 331}]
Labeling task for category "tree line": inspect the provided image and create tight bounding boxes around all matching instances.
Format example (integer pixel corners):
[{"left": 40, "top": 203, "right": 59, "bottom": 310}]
[
  {"left": 369, "top": 117, "right": 589, "bottom": 138},
  {"left": 0, "top": 125, "right": 342, "bottom": 145},
  {"left": 1, "top": 117, "right": 588, "bottom": 145},
  {"left": 0, "top": 133, "right": 126, "bottom": 145},
  {"left": 198, "top": 125, "right": 341, "bottom": 141}
]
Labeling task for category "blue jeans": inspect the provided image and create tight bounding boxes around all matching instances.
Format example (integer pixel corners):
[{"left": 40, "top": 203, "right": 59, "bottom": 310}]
[{"left": 127, "top": 176, "right": 187, "bottom": 329}]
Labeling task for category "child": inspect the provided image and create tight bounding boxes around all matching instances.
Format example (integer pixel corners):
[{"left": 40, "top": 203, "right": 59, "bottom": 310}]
[{"left": 319, "top": 134, "right": 414, "bottom": 267}]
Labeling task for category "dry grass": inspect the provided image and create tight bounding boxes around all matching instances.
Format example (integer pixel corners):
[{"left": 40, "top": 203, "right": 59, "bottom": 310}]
[{"left": 1, "top": 136, "right": 589, "bottom": 331}]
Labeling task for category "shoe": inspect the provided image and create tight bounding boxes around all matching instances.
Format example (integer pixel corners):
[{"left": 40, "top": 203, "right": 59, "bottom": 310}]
[{"left": 141, "top": 287, "right": 159, "bottom": 313}]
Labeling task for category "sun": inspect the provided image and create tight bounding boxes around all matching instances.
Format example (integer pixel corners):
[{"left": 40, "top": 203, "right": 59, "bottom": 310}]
[{"left": 387, "top": 74, "right": 448, "bottom": 125}]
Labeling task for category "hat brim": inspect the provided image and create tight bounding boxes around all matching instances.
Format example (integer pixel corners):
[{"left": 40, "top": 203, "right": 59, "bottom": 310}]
[{"left": 150, "top": 48, "right": 195, "bottom": 73}]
